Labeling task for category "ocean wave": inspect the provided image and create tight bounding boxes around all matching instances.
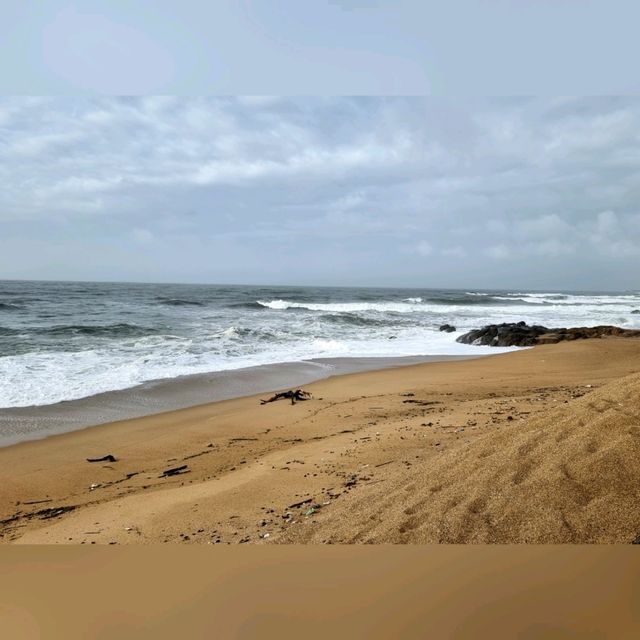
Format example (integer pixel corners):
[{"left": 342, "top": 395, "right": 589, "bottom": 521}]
[
  {"left": 427, "top": 295, "right": 538, "bottom": 306},
  {"left": 465, "top": 292, "right": 635, "bottom": 306},
  {"left": 317, "top": 312, "right": 395, "bottom": 327},
  {"left": 503, "top": 293, "right": 640, "bottom": 306},
  {"left": 215, "top": 326, "right": 278, "bottom": 341},
  {"left": 156, "top": 297, "right": 205, "bottom": 307},
  {"left": 490, "top": 295, "right": 549, "bottom": 304},
  {"left": 40, "top": 323, "right": 162, "bottom": 338},
  {"left": 256, "top": 296, "right": 541, "bottom": 311},
  {"left": 0, "top": 302, "right": 24, "bottom": 311},
  {"left": 522, "top": 293, "right": 568, "bottom": 300},
  {"left": 256, "top": 299, "right": 304, "bottom": 310},
  {"left": 256, "top": 299, "right": 429, "bottom": 313},
  {"left": 227, "top": 301, "right": 267, "bottom": 310}
]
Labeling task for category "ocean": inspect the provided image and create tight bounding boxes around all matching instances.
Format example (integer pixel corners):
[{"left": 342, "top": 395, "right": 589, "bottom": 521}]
[{"left": 1, "top": 280, "right": 639, "bottom": 410}]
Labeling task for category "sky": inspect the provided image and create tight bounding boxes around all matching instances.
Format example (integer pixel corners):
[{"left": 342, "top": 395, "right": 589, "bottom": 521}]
[
  {"left": 0, "top": 2, "right": 639, "bottom": 290},
  {"left": 1, "top": 95, "right": 639, "bottom": 290},
  {"left": 2, "top": 0, "right": 640, "bottom": 95}
]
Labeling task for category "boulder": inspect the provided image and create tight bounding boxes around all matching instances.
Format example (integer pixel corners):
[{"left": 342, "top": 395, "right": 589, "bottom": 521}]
[
  {"left": 456, "top": 322, "right": 640, "bottom": 347},
  {"left": 631, "top": 309, "right": 640, "bottom": 314},
  {"left": 439, "top": 324, "right": 456, "bottom": 333}
]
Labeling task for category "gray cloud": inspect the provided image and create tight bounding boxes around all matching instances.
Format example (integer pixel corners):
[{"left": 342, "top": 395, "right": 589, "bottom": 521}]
[{"left": 1, "top": 96, "right": 639, "bottom": 289}]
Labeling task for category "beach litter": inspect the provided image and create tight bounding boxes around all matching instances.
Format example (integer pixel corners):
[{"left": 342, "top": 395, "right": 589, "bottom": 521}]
[
  {"left": 160, "top": 464, "right": 190, "bottom": 478},
  {"left": 287, "top": 497, "right": 313, "bottom": 509},
  {"left": 86, "top": 454, "right": 117, "bottom": 463}
]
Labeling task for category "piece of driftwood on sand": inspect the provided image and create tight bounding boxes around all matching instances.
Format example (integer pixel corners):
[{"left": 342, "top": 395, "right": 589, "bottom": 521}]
[{"left": 260, "top": 389, "right": 312, "bottom": 405}]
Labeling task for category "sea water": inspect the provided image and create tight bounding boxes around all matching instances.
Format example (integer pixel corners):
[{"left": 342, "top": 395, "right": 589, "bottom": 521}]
[{"left": 1, "top": 280, "right": 639, "bottom": 409}]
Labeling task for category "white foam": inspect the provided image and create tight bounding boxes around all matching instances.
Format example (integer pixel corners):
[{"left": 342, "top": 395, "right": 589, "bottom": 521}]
[
  {"left": 256, "top": 299, "right": 429, "bottom": 313},
  {"left": 509, "top": 293, "right": 640, "bottom": 306},
  {"left": 0, "top": 327, "right": 517, "bottom": 408}
]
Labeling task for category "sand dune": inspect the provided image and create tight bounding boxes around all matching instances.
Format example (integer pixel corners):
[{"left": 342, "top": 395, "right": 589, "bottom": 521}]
[{"left": 284, "top": 371, "right": 640, "bottom": 544}]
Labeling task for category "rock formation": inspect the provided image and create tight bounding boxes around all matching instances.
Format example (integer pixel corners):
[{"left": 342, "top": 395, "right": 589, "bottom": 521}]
[{"left": 456, "top": 321, "right": 640, "bottom": 347}]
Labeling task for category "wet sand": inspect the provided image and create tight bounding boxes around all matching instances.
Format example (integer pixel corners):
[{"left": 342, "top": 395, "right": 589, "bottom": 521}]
[
  {"left": 0, "top": 355, "right": 479, "bottom": 446},
  {"left": 1, "top": 338, "right": 639, "bottom": 544}
]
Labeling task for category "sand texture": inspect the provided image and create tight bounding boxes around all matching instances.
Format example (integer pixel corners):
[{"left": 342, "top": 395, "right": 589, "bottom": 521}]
[{"left": 1, "top": 338, "right": 639, "bottom": 544}]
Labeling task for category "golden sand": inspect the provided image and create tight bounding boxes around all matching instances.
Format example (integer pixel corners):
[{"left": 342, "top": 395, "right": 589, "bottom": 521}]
[{"left": 1, "top": 338, "right": 639, "bottom": 544}]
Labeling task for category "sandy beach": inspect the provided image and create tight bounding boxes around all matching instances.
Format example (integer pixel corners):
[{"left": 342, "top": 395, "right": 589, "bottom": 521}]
[{"left": 1, "top": 337, "right": 639, "bottom": 545}]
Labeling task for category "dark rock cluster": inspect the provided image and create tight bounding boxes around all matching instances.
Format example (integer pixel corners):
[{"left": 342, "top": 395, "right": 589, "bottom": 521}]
[{"left": 456, "top": 321, "right": 640, "bottom": 347}]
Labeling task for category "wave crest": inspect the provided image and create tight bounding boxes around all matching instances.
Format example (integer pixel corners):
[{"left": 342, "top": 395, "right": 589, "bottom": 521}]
[
  {"left": 0, "top": 302, "right": 24, "bottom": 311},
  {"left": 42, "top": 323, "right": 161, "bottom": 338},
  {"left": 156, "top": 297, "right": 205, "bottom": 307}
]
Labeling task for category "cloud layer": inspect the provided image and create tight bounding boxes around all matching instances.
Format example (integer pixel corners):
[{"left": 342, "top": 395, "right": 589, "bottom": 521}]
[{"left": 1, "top": 96, "right": 639, "bottom": 289}]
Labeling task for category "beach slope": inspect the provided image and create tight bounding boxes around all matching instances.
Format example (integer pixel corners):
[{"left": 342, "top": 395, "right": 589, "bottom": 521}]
[{"left": 1, "top": 338, "right": 639, "bottom": 544}]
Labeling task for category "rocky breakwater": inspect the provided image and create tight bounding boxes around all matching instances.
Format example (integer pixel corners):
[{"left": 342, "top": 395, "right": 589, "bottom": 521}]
[{"left": 456, "top": 321, "right": 640, "bottom": 347}]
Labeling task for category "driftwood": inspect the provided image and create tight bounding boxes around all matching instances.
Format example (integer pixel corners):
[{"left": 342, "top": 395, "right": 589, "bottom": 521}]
[
  {"left": 160, "top": 465, "right": 189, "bottom": 478},
  {"left": 98, "top": 472, "right": 140, "bottom": 490},
  {"left": 87, "top": 454, "right": 117, "bottom": 463},
  {"left": 38, "top": 506, "right": 76, "bottom": 520},
  {"left": 260, "top": 389, "right": 312, "bottom": 405}
]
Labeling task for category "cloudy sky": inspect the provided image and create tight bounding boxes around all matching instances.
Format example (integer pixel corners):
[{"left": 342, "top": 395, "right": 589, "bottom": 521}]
[{"left": 1, "top": 96, "right": 639, "bottom": 290}]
